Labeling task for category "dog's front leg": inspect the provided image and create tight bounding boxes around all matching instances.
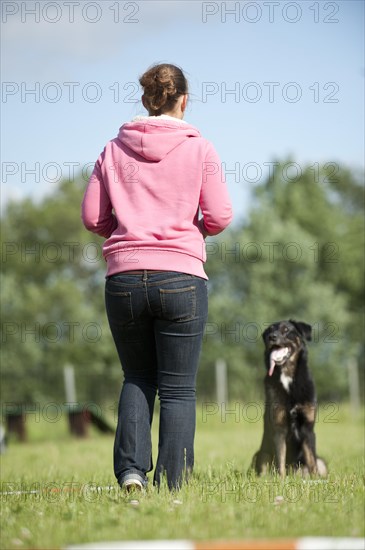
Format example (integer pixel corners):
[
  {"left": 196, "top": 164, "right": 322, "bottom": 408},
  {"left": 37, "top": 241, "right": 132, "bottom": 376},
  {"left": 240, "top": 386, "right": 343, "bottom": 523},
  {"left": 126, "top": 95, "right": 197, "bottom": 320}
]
[
  {"left": 272, "top": 404, "right": 288, "bottom": 477},
  {"left": 302, "top": 435, "right": 318, "bottom": 475},
  {"left": 297, "top": 404, "right": 318, "bottom": 475},
  {"left": 273, "top": 429, "right": 287, "bottom": 477}
]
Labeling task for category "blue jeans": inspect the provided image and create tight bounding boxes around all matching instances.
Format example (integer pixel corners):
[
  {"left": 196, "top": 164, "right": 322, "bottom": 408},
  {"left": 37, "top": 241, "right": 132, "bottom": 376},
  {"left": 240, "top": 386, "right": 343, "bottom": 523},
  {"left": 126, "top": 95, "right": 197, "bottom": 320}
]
[{"left": 105, "top": 270, "right": 208, "bottom": 490}]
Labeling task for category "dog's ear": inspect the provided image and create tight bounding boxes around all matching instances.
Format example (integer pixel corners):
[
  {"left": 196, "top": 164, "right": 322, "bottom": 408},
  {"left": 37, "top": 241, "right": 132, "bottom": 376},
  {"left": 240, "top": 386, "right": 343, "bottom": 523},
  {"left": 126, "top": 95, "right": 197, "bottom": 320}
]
[
  {"left": 289, "top": 319, "right": 312, "bottom": 341},
  {"left": 262, "top": 326, "right": 270, "bottom": 341}
]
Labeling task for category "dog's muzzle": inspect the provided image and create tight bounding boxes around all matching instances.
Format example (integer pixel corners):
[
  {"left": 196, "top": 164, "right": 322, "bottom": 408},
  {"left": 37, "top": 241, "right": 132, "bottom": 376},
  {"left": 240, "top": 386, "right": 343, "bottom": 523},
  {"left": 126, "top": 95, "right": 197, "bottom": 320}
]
[{"left": 268, "top": 346, "right": 291, "bottom": 376}]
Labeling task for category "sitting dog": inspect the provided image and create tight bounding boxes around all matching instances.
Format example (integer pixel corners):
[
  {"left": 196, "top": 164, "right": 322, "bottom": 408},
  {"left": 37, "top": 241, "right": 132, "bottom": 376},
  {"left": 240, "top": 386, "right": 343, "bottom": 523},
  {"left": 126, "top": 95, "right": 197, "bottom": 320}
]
[{"left": 251, "top": 320, "right": 327, "bottom": 478}]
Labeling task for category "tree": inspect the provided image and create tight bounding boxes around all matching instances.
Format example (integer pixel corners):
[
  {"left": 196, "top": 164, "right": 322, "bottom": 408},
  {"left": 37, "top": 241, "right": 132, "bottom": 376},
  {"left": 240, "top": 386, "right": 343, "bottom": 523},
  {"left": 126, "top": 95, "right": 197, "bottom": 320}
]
[{"left": 1, "top": 177, "right": 121, "bottom": 405}]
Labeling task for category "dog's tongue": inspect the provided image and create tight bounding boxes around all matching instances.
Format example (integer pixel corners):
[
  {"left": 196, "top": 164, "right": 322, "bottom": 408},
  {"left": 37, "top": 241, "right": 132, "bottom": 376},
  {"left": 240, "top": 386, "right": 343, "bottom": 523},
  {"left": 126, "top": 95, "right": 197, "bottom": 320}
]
[{"left": 269, "top": 347, "right": 289, "bottom": 376}]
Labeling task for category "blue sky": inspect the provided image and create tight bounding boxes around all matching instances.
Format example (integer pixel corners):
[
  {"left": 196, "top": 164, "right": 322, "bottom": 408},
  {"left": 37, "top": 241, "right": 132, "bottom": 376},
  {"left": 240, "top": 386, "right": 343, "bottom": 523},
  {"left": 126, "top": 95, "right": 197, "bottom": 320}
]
[{"left": 1, "top": 0, "right": 364, "bottom": 223}]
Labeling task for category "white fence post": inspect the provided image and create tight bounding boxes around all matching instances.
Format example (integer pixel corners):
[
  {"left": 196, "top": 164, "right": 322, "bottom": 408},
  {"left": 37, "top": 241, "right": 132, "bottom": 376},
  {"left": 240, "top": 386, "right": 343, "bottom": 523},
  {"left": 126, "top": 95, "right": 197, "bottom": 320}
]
[
  {"left": 64, "top": 364, "right": 77, "bottom": 405},
  {"left": 215, "top": 358, "right": 228, "bottom": 405},
  {"left": 347, "top": 357, "right": 361, "bottom": 416}
]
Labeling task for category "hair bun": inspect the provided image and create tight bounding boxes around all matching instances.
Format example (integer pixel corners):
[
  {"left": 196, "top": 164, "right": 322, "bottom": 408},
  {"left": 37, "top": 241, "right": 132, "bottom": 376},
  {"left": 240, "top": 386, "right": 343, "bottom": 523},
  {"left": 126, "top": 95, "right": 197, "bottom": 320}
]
[{"left": 139, "top": 63, "right": 188, "bottom": 115}]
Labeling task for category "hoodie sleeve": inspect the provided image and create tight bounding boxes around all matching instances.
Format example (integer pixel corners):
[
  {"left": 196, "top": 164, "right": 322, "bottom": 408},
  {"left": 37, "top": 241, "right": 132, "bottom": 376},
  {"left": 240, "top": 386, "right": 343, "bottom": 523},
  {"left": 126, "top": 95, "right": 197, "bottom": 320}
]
[
  {"left": 81, "top": 153, "right": 118, "bottom": 238},
  {"left": 198, "top": 143, "right": 233, "bottom": 236}
]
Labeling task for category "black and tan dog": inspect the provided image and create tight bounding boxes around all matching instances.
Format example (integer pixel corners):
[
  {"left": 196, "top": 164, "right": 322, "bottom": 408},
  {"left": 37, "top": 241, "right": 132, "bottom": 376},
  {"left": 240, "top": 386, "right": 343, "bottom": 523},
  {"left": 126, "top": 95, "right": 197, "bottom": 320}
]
[{"left": 251, "top": 320, "right": 327, "bottom": 478}]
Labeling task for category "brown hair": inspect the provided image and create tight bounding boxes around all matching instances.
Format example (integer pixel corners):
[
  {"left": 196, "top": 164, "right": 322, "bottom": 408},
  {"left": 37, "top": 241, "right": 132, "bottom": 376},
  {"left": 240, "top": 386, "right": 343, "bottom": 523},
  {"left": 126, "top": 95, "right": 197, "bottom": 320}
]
[{"left": 139, "top": 63, "right": 188, "bottom": 116}]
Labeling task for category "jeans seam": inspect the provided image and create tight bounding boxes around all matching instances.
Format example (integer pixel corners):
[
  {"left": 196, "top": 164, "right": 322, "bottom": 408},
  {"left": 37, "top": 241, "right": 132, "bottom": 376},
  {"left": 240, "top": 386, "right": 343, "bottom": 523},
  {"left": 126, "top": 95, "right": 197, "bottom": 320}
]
[{"left": 144, "top": 281, "right": 153, "bottom": 316}]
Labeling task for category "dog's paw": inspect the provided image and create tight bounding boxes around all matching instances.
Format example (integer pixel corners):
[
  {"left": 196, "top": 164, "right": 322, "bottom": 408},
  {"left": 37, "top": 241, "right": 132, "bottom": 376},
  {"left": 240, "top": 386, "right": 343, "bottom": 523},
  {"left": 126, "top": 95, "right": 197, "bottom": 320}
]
[{"left": 316, "top": 457, "right": 328, "bottom": 477}]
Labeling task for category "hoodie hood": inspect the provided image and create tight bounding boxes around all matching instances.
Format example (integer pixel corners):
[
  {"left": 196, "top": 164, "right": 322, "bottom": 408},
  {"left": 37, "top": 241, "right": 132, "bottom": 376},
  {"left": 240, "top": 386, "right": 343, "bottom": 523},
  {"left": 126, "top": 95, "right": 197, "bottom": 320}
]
[{"left": 118, "top": 116, "right": 201, "bottom": 161}]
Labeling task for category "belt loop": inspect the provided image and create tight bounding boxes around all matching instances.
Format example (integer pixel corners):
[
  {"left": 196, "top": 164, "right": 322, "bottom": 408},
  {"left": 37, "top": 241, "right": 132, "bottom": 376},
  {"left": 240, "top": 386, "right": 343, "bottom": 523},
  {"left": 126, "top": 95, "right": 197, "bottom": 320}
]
[{"left": 142, "top": 269, "right": 148, "bottom": 282}]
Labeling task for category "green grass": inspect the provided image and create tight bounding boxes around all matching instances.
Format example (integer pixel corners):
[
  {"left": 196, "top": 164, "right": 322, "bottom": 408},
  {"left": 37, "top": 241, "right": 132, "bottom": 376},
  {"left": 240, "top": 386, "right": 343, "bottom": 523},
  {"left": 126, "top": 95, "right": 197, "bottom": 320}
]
[{"left": 0, "top": 403, "right": 364, "bottom": 549}]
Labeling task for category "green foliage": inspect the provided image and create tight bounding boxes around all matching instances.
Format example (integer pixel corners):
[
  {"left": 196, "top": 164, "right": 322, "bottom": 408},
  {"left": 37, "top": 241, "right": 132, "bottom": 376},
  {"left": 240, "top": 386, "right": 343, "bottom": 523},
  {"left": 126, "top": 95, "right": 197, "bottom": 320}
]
[
  {"left": 1, "top": 178, "right": 120, "bottom": 404},
  {"left": 1, "top": 162, "right": 364, "bottom": 404}
]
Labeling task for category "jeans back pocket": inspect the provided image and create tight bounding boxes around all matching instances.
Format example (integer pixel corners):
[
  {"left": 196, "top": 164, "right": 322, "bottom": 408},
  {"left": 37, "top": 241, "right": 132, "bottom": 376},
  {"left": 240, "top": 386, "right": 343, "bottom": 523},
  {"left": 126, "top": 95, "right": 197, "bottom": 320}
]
[
  {"left": 105, "top": 283, "right": 133, "bottom": 326},
  {"left": 160, "top": 286, "right": 196, "bottom": 322}
]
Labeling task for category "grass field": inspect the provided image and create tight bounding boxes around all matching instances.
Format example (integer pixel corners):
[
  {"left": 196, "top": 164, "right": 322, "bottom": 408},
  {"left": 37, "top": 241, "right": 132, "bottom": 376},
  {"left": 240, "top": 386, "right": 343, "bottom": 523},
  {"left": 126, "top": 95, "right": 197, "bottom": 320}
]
[{"left": 0, "top": 402, "right": 364, "bottom": 549}]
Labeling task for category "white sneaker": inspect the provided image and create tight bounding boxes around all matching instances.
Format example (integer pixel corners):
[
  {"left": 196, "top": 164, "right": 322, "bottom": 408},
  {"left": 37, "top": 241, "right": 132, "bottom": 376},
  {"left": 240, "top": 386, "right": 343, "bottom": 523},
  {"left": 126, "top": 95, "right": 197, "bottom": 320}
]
[{"left": 123, "top": 479, "right": 143, "bottom": 492}]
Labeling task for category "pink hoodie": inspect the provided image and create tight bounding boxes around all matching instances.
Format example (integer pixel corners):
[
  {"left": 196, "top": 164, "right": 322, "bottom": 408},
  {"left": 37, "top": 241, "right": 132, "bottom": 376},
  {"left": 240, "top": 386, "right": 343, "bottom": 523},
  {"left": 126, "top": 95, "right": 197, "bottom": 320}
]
[{"left": 81, "top": 115, "right": 233, "bottom": 279}]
